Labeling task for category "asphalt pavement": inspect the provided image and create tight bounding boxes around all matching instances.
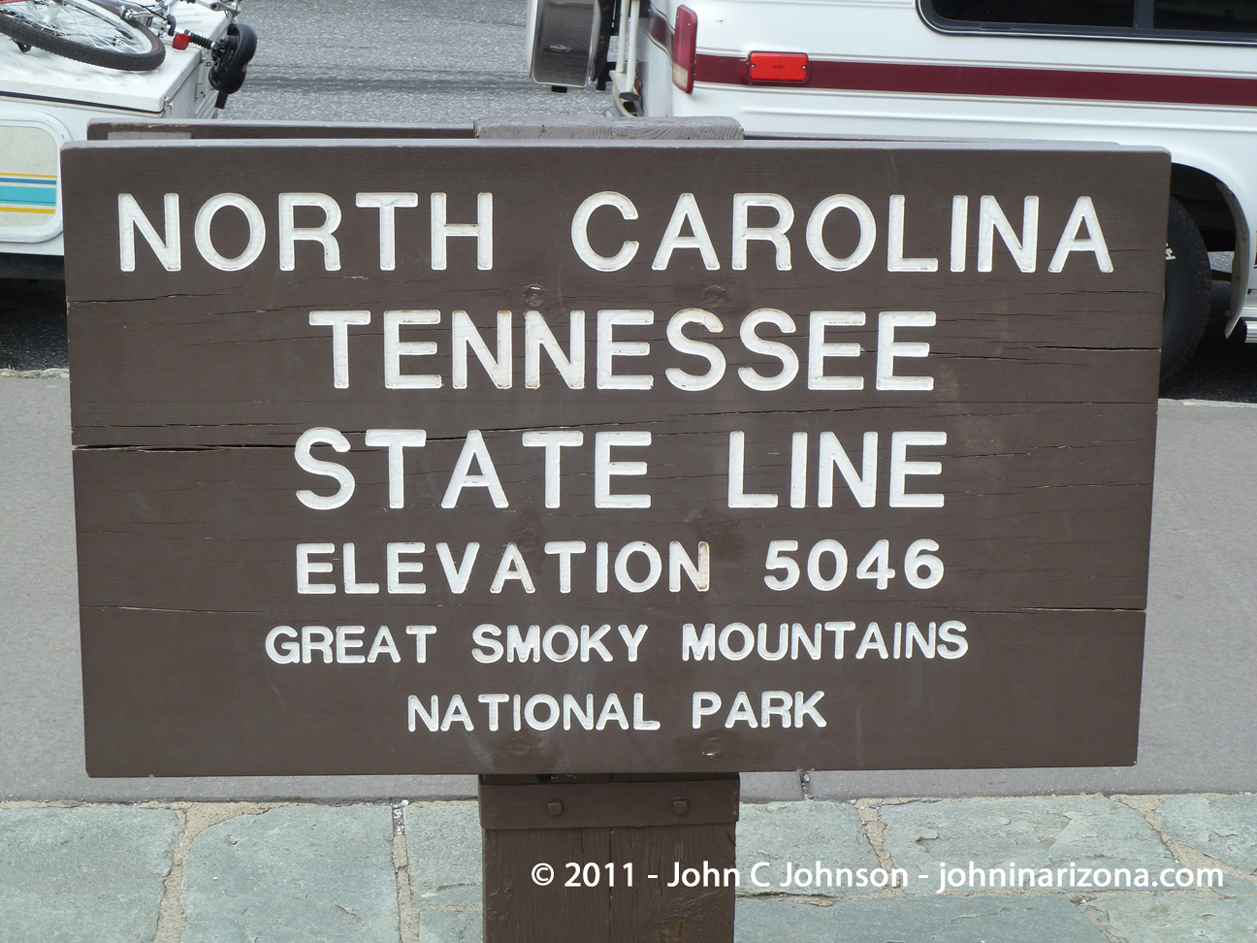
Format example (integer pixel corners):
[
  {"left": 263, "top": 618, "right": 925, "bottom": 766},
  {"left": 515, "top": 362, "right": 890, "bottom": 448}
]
[
  {"left": 225, "top": 0, "right": 609, "bottom": 124},
  {"left": 0, "top": 280, "right": 65, "bottom": 373}
]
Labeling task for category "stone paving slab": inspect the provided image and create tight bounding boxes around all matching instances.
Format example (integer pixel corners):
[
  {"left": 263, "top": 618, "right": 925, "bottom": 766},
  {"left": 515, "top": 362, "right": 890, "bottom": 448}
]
[
  {"left": 181, "top": 804, "right": 398, "bottom": 943},
  {"left": 736, "top": 894, "right": 1109, "bottom": 943},
  {"left": 0, "top": 805, "right": 179, "bottom": 943},
  {"left": 1156, "top": 795, "right": 1257, "bottom": 877},
  {"left": 404, "top": 803, "right": 483, "bottom": 909},
  {"left": 4, "top": 795, "right": 1256, "bottom": 942},
  {"left": 736, "top": 800, "right": 883, "bottom": 896},
  {"left": 879, "top": 796, "right": 1179, "bottom": 892},
  {"left": 417, "top": 909, "right": 482, "bottom": 943},
  {"left": 1082, "top": 892, "right": 1257, "bottom": 943},
  {"left": 1223, "top": 876, "right": 1257, "bottom": 897}
]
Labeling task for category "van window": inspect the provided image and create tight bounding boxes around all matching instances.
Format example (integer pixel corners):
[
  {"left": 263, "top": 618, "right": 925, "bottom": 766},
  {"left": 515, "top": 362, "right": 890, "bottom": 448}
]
[
  {"left": 929, "top": 0, "right": 1257, "bottom": 35},
  {"left": 1154, "top": 0, "right": 1257, "bottom": 33},
  {"left": 929, "top": 0, "right": 1135, "bottom": 29}
]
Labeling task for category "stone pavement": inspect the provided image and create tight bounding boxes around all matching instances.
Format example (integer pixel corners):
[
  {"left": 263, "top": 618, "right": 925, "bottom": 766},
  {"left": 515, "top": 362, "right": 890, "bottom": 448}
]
[{"left": 2, "top": 793, "right": 1255, "bottom": 943}]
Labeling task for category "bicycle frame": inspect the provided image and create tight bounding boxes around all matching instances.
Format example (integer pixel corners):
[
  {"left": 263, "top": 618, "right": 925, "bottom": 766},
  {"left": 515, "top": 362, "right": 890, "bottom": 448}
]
[{"left": 114, "top": 0, "right": 241, "bottom": 36}]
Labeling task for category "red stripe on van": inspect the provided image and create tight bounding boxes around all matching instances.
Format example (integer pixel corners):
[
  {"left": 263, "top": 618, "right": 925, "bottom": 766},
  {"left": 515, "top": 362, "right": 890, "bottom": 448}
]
[{"left": 693, "top": 53, "right": 1257, "bottom": 108}]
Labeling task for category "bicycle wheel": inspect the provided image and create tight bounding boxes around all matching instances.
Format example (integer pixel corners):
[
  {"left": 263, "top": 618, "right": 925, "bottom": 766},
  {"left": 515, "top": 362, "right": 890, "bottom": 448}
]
[{"left": 0, "top": 0, "right": 165, "bottom": 71}]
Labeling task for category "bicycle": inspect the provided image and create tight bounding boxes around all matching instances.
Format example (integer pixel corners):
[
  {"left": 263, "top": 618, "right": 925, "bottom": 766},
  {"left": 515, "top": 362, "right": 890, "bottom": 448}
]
[{"left": 0, "top": 0, "right": 255, "bottom": 103}]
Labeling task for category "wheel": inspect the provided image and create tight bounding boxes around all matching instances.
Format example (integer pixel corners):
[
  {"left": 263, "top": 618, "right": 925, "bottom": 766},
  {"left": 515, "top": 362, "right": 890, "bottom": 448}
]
[
  {"left": 0, "top": 0, "right": 164, "bottom": 72},
  {"left": 0, "top": 0, "right": 164, "bottom": 70},
  {"left": 1161, "top": 196, "right": 1211, "bottom": 381}
]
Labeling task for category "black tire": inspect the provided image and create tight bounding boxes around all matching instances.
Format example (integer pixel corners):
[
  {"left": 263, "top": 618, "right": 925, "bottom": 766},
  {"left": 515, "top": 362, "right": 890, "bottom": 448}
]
[
  {"left": 1161, "top": 196, "right": 1211, "bottom": 381},
  {"left": 0, "top": 0, "right": 164, "bottom": 72}
]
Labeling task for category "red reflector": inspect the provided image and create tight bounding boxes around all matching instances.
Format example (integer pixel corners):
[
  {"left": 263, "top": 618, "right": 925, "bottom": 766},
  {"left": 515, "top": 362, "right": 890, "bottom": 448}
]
[
  {"left": 748, "top": 51, "right": 809, "bottom": 84},
  {"left": 672, "top": 6, "right": 698, "bottom": 94},
  {"left": 172, "top": 33, "right": 189, "bottom": 50}
]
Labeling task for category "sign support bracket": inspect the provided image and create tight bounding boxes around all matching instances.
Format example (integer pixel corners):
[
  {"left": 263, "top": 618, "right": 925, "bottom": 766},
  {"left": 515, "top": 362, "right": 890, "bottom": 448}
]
[{"left": 479, "top": 773, "right": 740, "bottom": 943}]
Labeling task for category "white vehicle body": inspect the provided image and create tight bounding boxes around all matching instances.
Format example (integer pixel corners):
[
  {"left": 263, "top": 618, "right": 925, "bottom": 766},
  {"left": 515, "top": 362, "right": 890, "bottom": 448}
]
[
  {"left": 0, "top": 3, "right": 231, "bottom": 276},
  {"left": 551, "top": 0, "right": 1257, "bottom": 349}
]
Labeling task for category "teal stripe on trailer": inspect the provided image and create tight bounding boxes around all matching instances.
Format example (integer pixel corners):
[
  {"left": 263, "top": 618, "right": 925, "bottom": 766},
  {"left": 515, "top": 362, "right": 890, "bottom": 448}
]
[{"left": 0, "top": 184, "right": 56, "bottom": 207}]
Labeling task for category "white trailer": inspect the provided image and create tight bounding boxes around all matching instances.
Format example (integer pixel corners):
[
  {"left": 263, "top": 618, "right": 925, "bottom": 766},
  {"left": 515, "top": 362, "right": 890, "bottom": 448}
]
[
  {"left": 0, "top": 1, "right": 239, "bottom": 278},
  {"left": 527, "top": 0, "right": 1257, "bottom": 378}
]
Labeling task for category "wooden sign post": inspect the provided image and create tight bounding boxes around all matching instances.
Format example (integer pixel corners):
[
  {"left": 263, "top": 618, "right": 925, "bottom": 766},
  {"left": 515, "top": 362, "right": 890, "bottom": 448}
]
[{"left": 63, "top": 135, "right": 1166, "bottom": 941}]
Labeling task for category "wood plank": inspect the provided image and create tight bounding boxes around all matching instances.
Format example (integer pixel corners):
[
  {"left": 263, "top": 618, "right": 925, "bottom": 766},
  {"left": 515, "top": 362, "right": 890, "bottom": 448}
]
[
  {"left": 78, "top": 605, "right": 1143, "bottom": 776},
  {"left": 87, "top": 120, "right": 475, "bottom": 140},
  {"left": 480, "top": 774, "right": 738, "bottom": 943},
  {"left": 472, "top": 116, "right": 743, "bottom": 139},
  {"left": 72, "top": 403, "right": 1155, "bottom": 614},
  {"left": 63, "top": 142, "right": 1165, "bottom": 445}
]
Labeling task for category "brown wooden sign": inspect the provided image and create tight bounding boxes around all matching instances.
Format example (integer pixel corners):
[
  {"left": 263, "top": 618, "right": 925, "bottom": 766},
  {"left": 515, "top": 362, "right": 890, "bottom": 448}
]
[{"left": 62, "top": 139, "right": 1165, "bottom": 777}]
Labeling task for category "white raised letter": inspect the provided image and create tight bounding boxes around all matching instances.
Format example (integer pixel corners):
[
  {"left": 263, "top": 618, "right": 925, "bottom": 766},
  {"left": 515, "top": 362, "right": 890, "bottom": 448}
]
[
  {"left": 653, "top": 193, "right": 719, "bottom": 270},
  {"left": 545, "top": 540, "right": 586, "bottom": 593},
  {"left": 808, "top": 311, "right": 865, "bottom": 390},
  {"left": 296, "top": 543, "right": 335, "bottom": 593},
  {"left": 727, "top": 432, "right": 778, "bottom": 508},
  {"left": 522, "top": 430, "right": 583, "bottom": 508},
  {"left": 666, "top": 309, "right": 726, "bottom": 391},
  {"left": 597, "top": 310, "right": 654, "bottom": 390},
  {"left": 571, "top": 191, "right": 639, "bottom": 271},
  {"left": 595, "top": 431, "right": 651, "bottom": 509},
  {"left": 890, "top": 431, "right": 946, "bottom": 508},
  {"left": 279, "top": 192, "right": 341, "bottom": 271},
  {"left": 364, "top": 429, "right": 427, "bottom": 509},
  {"left": 978, "top": 195, "right": 1038, "bottom": 273},
  {"left": 818, "top": 431, "right": 878, "bottom": 508},
  {"left": 452, "top": 309, "right": 512, "bottom": 389},
  {"left": 118, "top": 193, "right": 180, "bottom": 272},
  {"left": 388, "top": 542, "right": 426, "bottom": 594},
  {"left": 887, "top": 195, "right": 938, "bottom": 272},
  {"left": 431, "top": 191, "right": 492, "bottom": 270},
  {"left": 355, "top": 192, "right": 418, "bottom": 271},
  {"left": 876, "top": 311, "right": 935, "bottom": 391},
  {"left": 733, "top": 193, "right": 793, "bottom": 270},
  {"left": 806, "top": 195, "right": 875, "bottom": 272},
  {"left": 1049, "top": 197, "right": 1112, "bottom": 273},
  {"left": 384, "top": 310, "right": 442, "bottom": 390},
  {"left": 442, "top": 430, "right": 509, "bottom": 508},
  {"left": 295, "top": 428, "right": 355, "bottom": 510},
  {"left": 525, "top": 311, "right": 586, "bottom": 389},
  {"left": 950, "top": 195, "right": 968, "bottom": 272},
  {"left": 739, "top": 309, "right": 798, "bottom": 391},
  {"left": 195, "top": 193, "right": 264, "bottom": 271},
  {"left": 310, "top": 310, "right": 371, "bottom": 389},
  {"left": 491, "top": 544, "right": 535, "bottom": 593}
]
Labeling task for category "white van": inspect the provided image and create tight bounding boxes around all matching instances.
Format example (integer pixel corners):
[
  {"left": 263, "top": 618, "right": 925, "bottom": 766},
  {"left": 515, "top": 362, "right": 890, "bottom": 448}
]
[
  {"left": 526, "top": 0, "right": 1257, "bottom": 379},
  {"left": 0, "top": 0, "right": 252, "bottom": 279}
]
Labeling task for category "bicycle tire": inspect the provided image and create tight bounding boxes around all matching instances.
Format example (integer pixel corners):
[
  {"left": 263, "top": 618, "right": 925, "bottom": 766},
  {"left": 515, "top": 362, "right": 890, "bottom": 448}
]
[{"left": 0, "top": 0, "right": 164, "bottom": 72}]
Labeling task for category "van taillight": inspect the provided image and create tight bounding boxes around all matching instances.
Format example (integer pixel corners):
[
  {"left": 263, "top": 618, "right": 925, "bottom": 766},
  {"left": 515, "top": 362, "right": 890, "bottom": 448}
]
[
  {"left": 672, "top": 6, "right": 698, "bottom": 94},
  {"left": 748, "top": 52, "right": 809, "bottom": 84}
]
